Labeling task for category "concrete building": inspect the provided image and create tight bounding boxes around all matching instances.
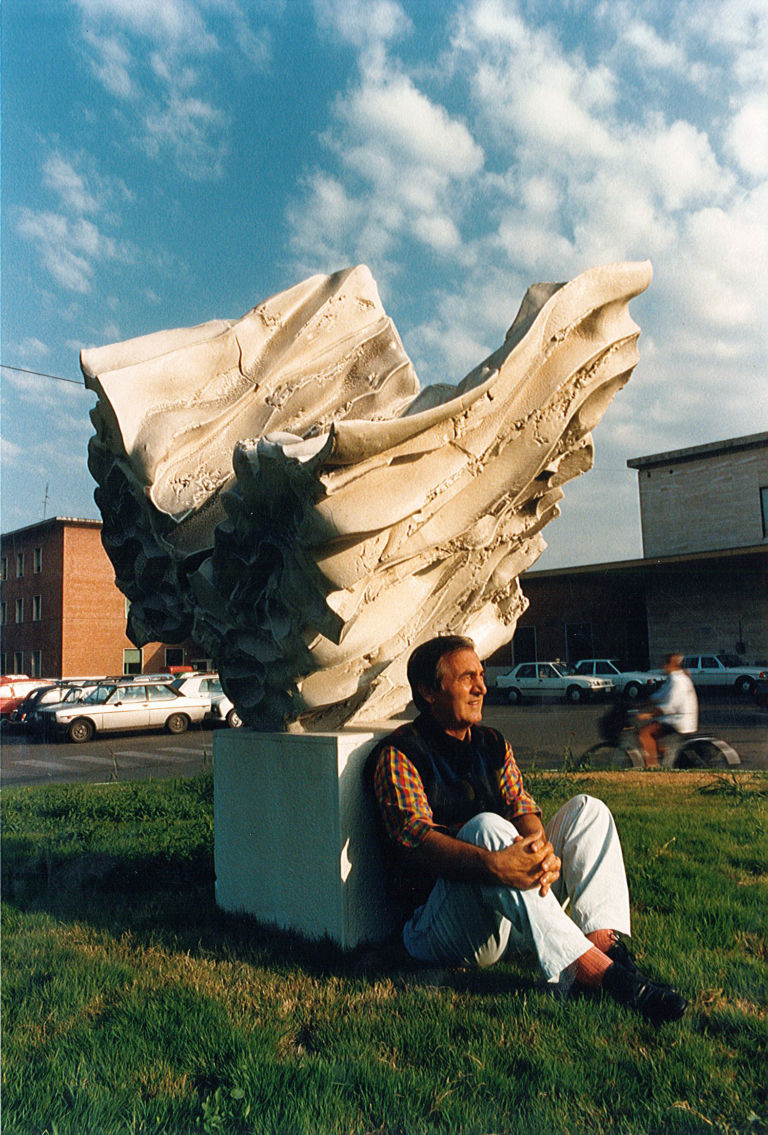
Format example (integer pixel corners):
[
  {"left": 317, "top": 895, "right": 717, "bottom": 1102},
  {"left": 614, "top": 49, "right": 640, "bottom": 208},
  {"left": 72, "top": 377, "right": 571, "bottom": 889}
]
[
  {"left": 489, "top": 433, "right": 768, "bottom": 674},
  {"left": 0, "top": 517, "right": 206, "bottom": 679},
  {"left": 629, "top": 432, "right": 768, "bottom": 558}
]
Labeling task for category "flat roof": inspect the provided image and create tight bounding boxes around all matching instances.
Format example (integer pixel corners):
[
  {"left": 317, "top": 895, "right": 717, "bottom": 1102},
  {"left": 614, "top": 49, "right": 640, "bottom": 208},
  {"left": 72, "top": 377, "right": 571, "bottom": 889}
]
[
  {"left": 1, "top": 516, "right": 102, "bottom": 541},
  {"left": 627, "top": 432, "right": 768, "bottom": 470},
  {"left": 527, "top": 543, "right": 768, "bottom": 580}
]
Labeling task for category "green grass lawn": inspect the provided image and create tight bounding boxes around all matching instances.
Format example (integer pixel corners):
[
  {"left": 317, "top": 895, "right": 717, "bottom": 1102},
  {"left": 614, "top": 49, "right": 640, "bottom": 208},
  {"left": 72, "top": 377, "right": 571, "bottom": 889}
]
[{"left": 2, "top": 769, "right": 767, "bottom": 1135}]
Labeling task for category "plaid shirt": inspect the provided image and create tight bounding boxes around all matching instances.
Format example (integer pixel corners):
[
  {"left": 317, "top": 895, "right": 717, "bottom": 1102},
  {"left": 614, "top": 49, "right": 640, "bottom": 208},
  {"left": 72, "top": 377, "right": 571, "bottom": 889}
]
[{"left": 373, "top": 729, "right": 540, "bottom": 849}]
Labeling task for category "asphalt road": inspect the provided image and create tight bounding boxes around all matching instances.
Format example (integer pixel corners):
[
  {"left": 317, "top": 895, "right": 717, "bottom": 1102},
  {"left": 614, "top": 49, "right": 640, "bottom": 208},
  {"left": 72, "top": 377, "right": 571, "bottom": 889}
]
[{"left": 2, "top": 691, "right": 766, "bottom": 788}]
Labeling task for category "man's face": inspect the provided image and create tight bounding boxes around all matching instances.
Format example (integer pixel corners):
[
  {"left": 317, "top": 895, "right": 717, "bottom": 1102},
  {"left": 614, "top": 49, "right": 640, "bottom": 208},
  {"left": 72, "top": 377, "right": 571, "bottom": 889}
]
[{"left": 422, "top": 648, "right": 486, "bottom": 738}]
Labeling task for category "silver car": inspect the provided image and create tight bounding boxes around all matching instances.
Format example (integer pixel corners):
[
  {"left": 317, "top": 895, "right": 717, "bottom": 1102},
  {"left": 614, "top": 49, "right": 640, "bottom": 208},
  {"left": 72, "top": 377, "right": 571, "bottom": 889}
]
[
  {"left": 497, "top": 661, "right": 614, "bottom": 704},
  {"left": 45, "top": 679, "right": 210, "bottom": 743},
  {"left": 172, "top": 672, "right": 243, "bottom": 728}
]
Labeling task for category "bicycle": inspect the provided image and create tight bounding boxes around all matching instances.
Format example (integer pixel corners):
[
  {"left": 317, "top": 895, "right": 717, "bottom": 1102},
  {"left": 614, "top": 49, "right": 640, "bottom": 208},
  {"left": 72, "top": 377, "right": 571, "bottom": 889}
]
[{"left": 582, "top": 702, "right": 741, "bottom": 770}]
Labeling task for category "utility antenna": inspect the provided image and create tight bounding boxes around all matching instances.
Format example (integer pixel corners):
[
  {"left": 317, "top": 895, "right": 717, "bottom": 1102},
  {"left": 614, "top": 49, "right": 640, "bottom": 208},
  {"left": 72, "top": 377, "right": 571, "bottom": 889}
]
[{"left": 42, "top": 483, "right": 49, "bottom": 519}]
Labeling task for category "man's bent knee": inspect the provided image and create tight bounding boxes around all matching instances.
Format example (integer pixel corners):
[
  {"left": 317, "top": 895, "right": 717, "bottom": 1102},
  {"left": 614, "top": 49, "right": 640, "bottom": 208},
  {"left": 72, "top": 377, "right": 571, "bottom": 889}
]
[{"left": 456, "top": 812, "right": 518, "bottom": 851}]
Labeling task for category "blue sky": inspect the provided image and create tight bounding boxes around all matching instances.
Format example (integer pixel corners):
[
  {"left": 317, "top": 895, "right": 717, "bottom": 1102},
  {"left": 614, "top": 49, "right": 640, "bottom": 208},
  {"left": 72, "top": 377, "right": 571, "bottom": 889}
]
[{"left": 2, "top": 0, "right": 766, "bottom": 569}]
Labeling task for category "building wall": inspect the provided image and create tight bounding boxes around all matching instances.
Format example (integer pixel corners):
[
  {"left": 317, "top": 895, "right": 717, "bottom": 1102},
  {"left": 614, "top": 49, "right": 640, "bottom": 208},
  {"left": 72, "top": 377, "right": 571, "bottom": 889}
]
[
  {"left": 0, "top": 521, "right": 64, "bottom": 676},
  {"left": 644, "top": 553, "right": 768, "bottom": 667},
  {"left": 60, "top": 522, "right": 136, "bottom": 675},
  {"left": 634, "top": 439, "right": 768, "bottom": 558},
  {"left": 485, "top": 570, "right": 650, "bottom": 671},
  {"left": 1, "top": 518, "right": 205, "bottom": 678},
  {"left": 519, "top": 573, "right": 649, "bottom": 668}
]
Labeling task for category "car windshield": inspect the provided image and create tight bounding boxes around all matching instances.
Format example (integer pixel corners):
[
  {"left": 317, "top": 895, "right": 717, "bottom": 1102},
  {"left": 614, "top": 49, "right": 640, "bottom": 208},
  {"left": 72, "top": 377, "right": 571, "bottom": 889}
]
[
  {"left": 553, "top": 663, "right": 576, "bottom": 676},
  {"left": 83, "top": 685, "right": 117, "bottom": 704},
  {"left": 62, "top": 686, "right": 94, "bottom": 702},
  {"left": 718, "top": 654, "right": 742, "bottom": 667}
]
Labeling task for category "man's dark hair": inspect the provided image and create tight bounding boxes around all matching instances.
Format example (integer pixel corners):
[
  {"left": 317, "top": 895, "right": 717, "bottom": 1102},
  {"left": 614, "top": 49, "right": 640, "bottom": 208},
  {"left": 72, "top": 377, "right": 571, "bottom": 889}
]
[{"left": 407, "top": 635, "right": 476, "bottom": 713}]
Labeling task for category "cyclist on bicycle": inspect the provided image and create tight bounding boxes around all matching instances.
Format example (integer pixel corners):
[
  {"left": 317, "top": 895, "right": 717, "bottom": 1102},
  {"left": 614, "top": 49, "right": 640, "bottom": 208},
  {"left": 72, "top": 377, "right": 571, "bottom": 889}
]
[{"left": 637, "top": 653, "right": 698, "bottom": 767}]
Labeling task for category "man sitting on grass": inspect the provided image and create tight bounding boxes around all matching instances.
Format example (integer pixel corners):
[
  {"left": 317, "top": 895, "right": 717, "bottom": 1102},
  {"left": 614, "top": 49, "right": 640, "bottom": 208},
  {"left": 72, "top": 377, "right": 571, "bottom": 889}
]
[{"left": 369, "top": 635, "right": 689, "bottom": 1024}]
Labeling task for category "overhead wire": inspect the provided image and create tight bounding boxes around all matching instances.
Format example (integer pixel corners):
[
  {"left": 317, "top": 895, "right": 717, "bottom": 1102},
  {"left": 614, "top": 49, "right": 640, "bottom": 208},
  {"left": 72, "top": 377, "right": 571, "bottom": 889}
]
[{"left": 1, "top": 363, "right": 84, "bottom": 387}]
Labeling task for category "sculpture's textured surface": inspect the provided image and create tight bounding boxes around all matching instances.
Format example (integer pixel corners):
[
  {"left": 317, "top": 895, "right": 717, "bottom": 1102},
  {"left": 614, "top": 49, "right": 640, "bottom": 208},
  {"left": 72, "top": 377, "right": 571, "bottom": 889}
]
[{"left": 82, "top": 261, "right": 652, "bottom": 731}]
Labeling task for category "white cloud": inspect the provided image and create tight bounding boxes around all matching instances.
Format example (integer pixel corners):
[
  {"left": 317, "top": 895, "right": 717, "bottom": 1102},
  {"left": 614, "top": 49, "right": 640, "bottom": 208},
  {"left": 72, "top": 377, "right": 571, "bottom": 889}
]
[
  {"left": 726, "top": 94, "right": 768, "bottom": 177},
  {"left": 73, "top": 0, "right": 270, "bottom": 179},
  {"left": 1, "top": 437, "right": 24, "bottom": 467},
  {"left": 668, "top": 186, "right": 768, "bottom": 332},
  {"left": 339, "top": 74, "right": 483, "bottom": 176},
  {"left": 16, "top": 210, "right": 127, "bottom": 295},
  {"left": 43, "top": 154, "right": 100, "bottom": 215},
  {"left": 291, "top": 71, "right": 483, "bottom": 270},
  {"left": 313, "top": 0, "right": 411, "bottom": 48},
  {"left": 622, "top": 18, "right": 689, "bottom": 71},
  {"left": 412, "top": 214, "right": 461, "bottom": 253},
  {"left": 74, "top": 0, "right": 219, "bottom": 53},
  {"left": 82, "top": 30, "right": 135, "bottom": 98},
  {"left": 635, "top": 118, "right": 731, "bottom": 211},
  {"left": 14, "top": 338, "right": 51, "bottom": 361},
  {"left": 144, "top": 92, "right": 227, "bottom": 179}
]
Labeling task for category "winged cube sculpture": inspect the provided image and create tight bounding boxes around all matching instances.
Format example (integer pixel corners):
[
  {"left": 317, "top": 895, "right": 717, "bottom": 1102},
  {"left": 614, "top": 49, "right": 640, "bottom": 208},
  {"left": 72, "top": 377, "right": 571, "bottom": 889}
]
[{"left": 81, "top": 260, "right": 652, "bottom": 731}]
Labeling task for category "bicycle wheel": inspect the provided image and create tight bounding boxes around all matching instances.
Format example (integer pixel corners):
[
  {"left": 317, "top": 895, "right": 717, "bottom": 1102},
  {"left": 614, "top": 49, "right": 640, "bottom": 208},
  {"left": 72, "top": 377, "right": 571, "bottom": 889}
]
[{"left": 676, "top": 737, "right": 739, "bottom": 768}]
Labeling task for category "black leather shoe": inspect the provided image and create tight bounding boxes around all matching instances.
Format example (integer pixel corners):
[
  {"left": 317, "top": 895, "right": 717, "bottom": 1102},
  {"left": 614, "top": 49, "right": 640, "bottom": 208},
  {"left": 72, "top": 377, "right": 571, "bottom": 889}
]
[
  {"left": 602, "top": 962, "right": 689, "bottom": 1024},
  {"left": 605, "top": 939, "right": 639, "bottom": 973}
]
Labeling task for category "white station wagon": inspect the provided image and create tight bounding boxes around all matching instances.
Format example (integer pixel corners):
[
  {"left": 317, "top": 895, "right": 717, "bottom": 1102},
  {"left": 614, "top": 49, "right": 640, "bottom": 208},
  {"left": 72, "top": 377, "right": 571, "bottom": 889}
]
[
  {"left": 574, "top": 659, "right": 659, "bottom": 700},
  {"left": 680, "top": 654, "right": 767, "bottom": 694},
  {"left": 497, "top": 661, "right": 614, "bottom": 704},
  {"left": 46, "top": 679, "right": 211, "bottom": 743}
]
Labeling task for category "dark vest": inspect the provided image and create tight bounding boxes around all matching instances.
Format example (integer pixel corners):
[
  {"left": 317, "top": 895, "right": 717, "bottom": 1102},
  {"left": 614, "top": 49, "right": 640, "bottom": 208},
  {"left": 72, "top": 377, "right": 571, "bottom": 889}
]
[{"left": 367, "top": 714, "right": 509, "bottom": 920}]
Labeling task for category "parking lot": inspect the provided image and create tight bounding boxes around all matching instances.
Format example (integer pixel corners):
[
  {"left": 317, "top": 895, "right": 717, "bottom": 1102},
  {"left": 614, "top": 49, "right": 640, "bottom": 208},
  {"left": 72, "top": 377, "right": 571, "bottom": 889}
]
[{"left": 1, "top": 689, "right": 765, "bottom": 788}]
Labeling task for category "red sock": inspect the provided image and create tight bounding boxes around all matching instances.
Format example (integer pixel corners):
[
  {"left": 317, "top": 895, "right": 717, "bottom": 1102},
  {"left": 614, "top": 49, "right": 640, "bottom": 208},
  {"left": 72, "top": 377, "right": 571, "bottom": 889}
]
[
  {"left": 586, "top": 929, "right": 616, "bottom": 954},
  {"left": 573, "top": 946, "right": 614, "bottom": 989}
]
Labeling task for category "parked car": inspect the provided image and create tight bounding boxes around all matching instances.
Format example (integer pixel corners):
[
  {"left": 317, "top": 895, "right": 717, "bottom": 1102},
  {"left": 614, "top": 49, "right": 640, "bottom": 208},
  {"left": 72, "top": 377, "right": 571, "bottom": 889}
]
[
  {"left": 0, "top": 676, "right": 56, "bottom": 721},
  {"left": 496, "top": 661, "right": 614, "bottom": 704},
  {"left": 680, "top": 654, "right": 767, "bottom": 695},
  {"left": 171, "top": 672, "right": 243, "bottom": 728},
  {"left": 42, "top": 678, "right": 211, "bottom": 743},
  {"left": 27, "top": 683, "right": 103, "bottom": 736},
  {"left": 9, "top": 682, "right": 70, "bottom": 726},
  {"left": 573, "top": 659, "right": 660, "bottom": 700}
]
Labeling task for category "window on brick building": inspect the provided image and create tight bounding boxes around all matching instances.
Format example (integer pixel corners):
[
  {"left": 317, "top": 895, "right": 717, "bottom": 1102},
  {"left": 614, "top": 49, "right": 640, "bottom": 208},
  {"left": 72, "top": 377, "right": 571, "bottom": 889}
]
[
  {"left": 16, "top": 552, "right": 24, "bottom": 578},
  {"left": 14, "top": 652, "right": 24, "bottom": 673},
  {"left": 32, "top": 595, "right": 42, "bottom": 621},
  {"left": 0, "top": 601, "right": 6, "bottom": 626},
  {"left": 165, "top": 648, "right": 184, "bottom": 669},
  {"left": 30, "top": 651, "right": 42, "bottom": 677},
  {"left": 123, "top": 648, "right": 142, "bottom": 675},
  {"left": 1, "top": 556, "right": 7, "bottom": 581},
  {"left": 33, "top": 547, "right": 43, "bottom": 573},
  {"left": 761, "top": 486, "right": 768, "bottom": 538},
  {"left": 15, "top": 598, "right": 24, "bottom": 624}
]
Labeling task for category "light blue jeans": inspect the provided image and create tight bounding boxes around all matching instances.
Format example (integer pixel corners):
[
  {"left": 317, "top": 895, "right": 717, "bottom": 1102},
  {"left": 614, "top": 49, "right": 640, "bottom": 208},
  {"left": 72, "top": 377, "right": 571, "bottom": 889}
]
[{"left": 402, "top": 795, "right": 631, "bottom": 984}]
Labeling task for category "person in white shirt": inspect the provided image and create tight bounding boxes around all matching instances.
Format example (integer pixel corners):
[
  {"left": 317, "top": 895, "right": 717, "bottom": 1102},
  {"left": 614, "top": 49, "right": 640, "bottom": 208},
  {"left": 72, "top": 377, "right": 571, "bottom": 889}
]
[{"left": 637, "top": 653, "right": 698, "bottom": 766}]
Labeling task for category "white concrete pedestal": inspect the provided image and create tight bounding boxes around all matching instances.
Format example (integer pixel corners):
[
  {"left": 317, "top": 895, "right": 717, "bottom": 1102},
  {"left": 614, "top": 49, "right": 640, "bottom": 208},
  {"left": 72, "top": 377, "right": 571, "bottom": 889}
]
[{"left": 213, "top": 729, "right": 396, "bottom": 949}]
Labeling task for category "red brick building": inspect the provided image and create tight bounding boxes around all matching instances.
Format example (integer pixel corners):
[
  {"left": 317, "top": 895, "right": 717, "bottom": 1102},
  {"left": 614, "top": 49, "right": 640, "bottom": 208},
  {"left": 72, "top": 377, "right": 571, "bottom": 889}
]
[{"left": 0, "top": 517, "right": 206, "bottom": 679}]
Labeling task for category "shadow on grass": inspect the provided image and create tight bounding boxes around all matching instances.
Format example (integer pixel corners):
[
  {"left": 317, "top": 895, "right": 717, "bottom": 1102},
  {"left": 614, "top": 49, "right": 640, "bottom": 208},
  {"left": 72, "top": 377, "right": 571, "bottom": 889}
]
[{"left": 1, "top": 821, "right": 539, "bottom": 1001}]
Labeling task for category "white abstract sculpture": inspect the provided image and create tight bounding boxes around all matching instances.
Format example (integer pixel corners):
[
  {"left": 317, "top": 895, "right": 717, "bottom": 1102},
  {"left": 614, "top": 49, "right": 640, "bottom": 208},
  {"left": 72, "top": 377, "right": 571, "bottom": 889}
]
[{"left": 82, "top": 261, "right": 652, "bottom": 730}]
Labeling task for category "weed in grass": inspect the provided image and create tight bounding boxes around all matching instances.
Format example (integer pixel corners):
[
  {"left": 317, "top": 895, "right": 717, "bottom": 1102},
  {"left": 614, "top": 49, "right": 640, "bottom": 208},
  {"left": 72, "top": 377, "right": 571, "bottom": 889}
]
[
  {"left": 698, "top": 771, "right": 768, "bottom": 801},
  {"left": 198, "top": 1084, "right": 251, "bottom": 1132}
]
